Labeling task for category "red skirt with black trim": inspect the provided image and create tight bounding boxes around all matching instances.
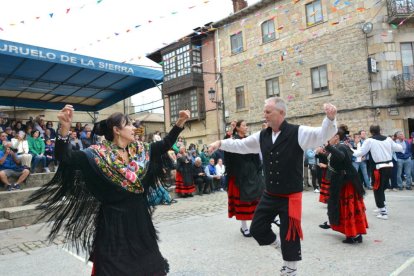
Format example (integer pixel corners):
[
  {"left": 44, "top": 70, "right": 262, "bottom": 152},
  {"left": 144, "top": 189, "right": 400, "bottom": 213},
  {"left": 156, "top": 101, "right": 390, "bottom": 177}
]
[
  {"left": 175, "top": 171, "right": 195, "bottom": 195},
  {"left": 228, "top": 176, "right": 259, "bottom": 220},
  {"left": 319, "top": 168, "right": 330, "bottom": 204},
  {"left": 330, "top": 181, "right": 368, "bottom": 237}
]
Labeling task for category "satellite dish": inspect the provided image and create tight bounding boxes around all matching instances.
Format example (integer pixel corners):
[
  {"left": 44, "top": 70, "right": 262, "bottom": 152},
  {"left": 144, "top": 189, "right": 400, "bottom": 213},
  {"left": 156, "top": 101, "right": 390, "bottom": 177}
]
[{"left": 362, "top": 22, "right": 373, "bottom": 34}]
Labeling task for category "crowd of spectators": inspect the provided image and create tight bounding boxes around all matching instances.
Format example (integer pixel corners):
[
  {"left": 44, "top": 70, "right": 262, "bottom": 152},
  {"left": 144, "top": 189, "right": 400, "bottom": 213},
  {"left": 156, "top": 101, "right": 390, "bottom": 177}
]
[{"left": 0, "top": 115, "right": 95, "bottom": 191}]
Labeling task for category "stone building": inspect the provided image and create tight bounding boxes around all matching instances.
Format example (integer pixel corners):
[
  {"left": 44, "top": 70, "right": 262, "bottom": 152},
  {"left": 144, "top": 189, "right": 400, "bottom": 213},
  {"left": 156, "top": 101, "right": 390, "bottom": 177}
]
[
  {"left": 212, "top": 0, "right": 414, "bottom": 137},
  {"left": 147, "top": 28, "right": 225, "bottom": 147}
]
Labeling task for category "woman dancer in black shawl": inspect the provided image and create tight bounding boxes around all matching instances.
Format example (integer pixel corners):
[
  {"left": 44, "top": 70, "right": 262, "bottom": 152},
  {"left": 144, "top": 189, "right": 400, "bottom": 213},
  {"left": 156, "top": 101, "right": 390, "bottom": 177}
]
[
  {"left": 27, "top": 104, "right": 190, "bottom": 275},
  {"left": 324, "top": 124, "right": 368, "bottom": 244}
]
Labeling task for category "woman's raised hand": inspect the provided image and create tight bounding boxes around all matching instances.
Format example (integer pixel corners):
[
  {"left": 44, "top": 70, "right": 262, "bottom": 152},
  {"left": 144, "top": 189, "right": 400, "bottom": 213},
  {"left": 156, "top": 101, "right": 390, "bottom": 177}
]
[
  {"left": 176, "top": 110, "right": 191, "bottom": 128},
  {"left": 57, "top": 104, "right": 74, "bottom": 136}
]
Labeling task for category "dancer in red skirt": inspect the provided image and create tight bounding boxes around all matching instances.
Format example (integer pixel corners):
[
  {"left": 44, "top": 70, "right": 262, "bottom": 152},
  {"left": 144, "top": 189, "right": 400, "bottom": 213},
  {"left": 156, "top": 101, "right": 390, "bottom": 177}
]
[
  {"left": 175, "top": 146, "right": 195, "bottom": 197},
  {"left": 316, "top": 147, "right": 330, "bottom": 204},
  {"left": 324, "top": 125, "right": 368, "bottom": 244},
  {"left": 224, "top": 120, "right": 264, "bottom": 237}
]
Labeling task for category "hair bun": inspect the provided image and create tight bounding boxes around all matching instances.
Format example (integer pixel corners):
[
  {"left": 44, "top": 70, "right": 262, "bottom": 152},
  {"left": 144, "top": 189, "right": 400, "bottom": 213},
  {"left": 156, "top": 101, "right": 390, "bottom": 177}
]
[{"left": 93, "top": 120, "right": 108, "bottom": 136}]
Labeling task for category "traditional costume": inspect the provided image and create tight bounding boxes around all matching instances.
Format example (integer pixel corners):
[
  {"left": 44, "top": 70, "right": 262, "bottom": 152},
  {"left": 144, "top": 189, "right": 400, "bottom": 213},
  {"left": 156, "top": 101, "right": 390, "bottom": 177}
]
[
  {"left": 175, "top": 154, "right": 195, "bottom": 197},
  {"left": 26, "top": 125, "right": 184, "bottom": 276},
  {"left": 224, "top": 133, "right": 264, "bottom": 225},
  {"left": 325, "top": 142, "right": 368, "bottom": 243},
  {"left": 353, "top": 134, "right": 403, "bottom": 219},
  {"left": 220, "top": 117, "right": 337, "bottom": 274}
]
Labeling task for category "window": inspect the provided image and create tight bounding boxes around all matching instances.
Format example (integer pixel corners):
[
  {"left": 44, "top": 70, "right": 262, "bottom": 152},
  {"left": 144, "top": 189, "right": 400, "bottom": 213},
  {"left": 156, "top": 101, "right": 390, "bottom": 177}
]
[
  {"left": 311, "top": 65, "right": 328, "bottom": 93},
  {"left": 235, "top": 86, "right": 245, "bottom": 109},
  {"left": 401, "top": 42, "right": 414, "bottom": 80},
  {"left": 169, "top": 89, "right": 202, "bottom": 121},
  {"left": 306, "top": 0, "right": 323, "bottom": 26},
  {"left": 261, "top": 20, "right": 276, "bottom": 43},
  {"left": 230, "top": 32, "right": 243, "bottom": 54},
  {"left": 162, "top": 44, "right": 201, "bottom": 81},
  {"left": 266, "top": 77, "right": 280, "bottom": 97}
]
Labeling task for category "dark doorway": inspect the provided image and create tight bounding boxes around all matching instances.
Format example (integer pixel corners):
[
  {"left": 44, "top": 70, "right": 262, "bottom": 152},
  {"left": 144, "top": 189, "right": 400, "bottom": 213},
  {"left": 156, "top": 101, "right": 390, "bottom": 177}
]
[{"left": 409, "top": 118, "right": 414, "bottom": 138}]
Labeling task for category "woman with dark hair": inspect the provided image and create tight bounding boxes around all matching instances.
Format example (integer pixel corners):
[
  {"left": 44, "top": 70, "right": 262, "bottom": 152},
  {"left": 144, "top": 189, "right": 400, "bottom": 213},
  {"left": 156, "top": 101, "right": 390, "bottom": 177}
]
[
  {"left": 28, "top": 130, "right": 48, "bottom": 173},
  {"left": 323, "top": 124, "right": 368, "bottom": 244},
  {"left": 27, "top": 104, "right": 190, "bottom": 276},
  {"left": 224, "top": 119, "right": 264, "bottom": 237}
]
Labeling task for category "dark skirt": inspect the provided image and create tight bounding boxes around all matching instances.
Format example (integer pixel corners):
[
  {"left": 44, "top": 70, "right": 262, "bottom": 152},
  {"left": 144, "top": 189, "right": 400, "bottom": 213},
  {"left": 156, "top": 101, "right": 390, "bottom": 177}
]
[
  {"left": 319, "top": 168, "right": 330, "bottom": 204},
  {"left": 330, "top": 181, "right": 368, "bottom": 237},
  {"left": 174, "top": 171, "right": 195, "bottom": 195},
  {"left": 92, "top": 194, "right": 169, "bottom": 276},
  {"left": 228, "top": 176, "right": 260, "bottom": 220}
]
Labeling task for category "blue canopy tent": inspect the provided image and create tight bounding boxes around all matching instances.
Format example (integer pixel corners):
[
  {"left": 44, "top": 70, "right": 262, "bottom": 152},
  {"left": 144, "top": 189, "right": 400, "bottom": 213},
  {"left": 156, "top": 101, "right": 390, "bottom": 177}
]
[{"left": 0, "top": 39, "right": 163, "bottom": 111}]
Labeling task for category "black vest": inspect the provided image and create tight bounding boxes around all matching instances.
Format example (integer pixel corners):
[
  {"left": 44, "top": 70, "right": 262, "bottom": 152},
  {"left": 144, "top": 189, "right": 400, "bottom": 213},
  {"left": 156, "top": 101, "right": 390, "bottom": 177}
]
[{"left": 259, "top": 120, "right": 304, "bottom": 194}]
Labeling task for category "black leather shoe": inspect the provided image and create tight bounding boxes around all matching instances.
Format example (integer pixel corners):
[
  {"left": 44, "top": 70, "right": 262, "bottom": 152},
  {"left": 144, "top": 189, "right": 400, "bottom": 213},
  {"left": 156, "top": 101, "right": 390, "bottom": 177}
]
[
  {"left": 319, "top": 221, "right": 331, "bottom": 229},
  {"left": 342, "top": 235, "right": 363, "bottom": 244},
  {"left": 240, "top": 228, "right": 252, "bottom": 237}
]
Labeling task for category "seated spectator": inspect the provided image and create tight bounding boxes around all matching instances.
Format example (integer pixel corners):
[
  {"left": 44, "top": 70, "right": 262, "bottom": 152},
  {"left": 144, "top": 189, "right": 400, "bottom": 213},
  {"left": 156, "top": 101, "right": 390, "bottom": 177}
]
[
  {"left": 215, "top": 158, "right": 227, "bottom": 191},
  {"left": 13, "top": 121, "right": 25, "bottom": 133},
  {"left": 43, "top": 128, "right": 53, "bottom": 142},
  {"left": 0, "top": 131, "right": 8, "bottom": 152},
  {"left": 44, "top": 139, "right": 57, "bottom": 170},
  {"left": 205, "top": 158, "right": 221, "bottom": 192},
  {"left": 70, "top": 131, "right": 83, "bottom": 151},
  {"left": 5, "top": 127, "right": 14, "bottom": 141},
  {"left": 0, "top": 142, "right": 30, "bottom": 191},
  {"left": 172, "top": 136, "right": 184, "bottom": 154},
  {"left": 80, "top": 124, "right": 92, "bottom": 139},
  {"left": 33, "top": 116, "right": 45, "bottom": 138},
  {"left": 46, "top": 121, "right": 56, "bottom": 139},
  {"left": 193, "top": 157, "right": 209, "bottom": 195},
  {"left": 25, "top": 125, "right": 33, "bottom": 138},
  {"left": 81, "top": 130, "right": 93, "bottom": 148},
  {"left": 11, "top": 131, "right": 32, "bottom": 168},
  {"left": 28, "top": 130, "right": 49, "bottom": 173},
  {"left": 74, "top": 122, "right": 83, "bottom": 138}
]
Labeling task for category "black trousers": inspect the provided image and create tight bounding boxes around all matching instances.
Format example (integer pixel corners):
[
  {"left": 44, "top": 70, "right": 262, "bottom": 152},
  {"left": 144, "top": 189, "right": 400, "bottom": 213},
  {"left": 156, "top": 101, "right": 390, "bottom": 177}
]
[
  {"left": 250, "top": 192, "right": 302, "bottom": 261},
  {"left": 373, "top": 167, "right": 392, "bottom": 209}
]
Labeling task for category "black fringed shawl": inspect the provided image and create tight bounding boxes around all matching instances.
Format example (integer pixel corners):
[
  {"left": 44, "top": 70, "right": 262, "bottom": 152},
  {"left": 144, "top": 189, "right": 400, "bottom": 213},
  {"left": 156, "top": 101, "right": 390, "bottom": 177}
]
[
  {"left": 25, "top": 125, "right": 183, "bottom": 275},
  {"left": 325, "top": 143, "right": 365, "bottom": 226}
]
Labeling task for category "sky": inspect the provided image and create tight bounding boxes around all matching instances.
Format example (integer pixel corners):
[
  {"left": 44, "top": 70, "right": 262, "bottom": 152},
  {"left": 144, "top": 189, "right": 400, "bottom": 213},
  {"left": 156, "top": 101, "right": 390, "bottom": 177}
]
[{"left": 0, "top": 0, "right": 260, "bottom": 113}]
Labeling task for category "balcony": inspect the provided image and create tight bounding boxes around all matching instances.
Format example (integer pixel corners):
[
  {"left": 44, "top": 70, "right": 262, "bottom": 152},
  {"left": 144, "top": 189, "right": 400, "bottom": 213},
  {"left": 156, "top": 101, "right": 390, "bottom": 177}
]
[
  {"left": 393, "top": 74, "right": 414, "bottom": 100},
  {"left": 387, "top": 0, "right": 414, "bottom": 24}
]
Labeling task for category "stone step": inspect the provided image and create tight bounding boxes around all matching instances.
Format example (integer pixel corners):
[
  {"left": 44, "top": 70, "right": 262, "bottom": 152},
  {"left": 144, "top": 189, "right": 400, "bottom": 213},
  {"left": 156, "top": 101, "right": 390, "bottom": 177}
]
[
  {"left": 0, "top": 218, "right": 13, "bottom": 230},
  {"left": 0, "top": 187, "right": 42, "bottom": 209},
  {"left": 2, "top": 204, "right": 42, "bottom": 219},
  {"left": 0, "top": 204, "right": 49, "bottom": 230},
  {"left": 5, "top": 172, "right": 55, "bottom": 189}
]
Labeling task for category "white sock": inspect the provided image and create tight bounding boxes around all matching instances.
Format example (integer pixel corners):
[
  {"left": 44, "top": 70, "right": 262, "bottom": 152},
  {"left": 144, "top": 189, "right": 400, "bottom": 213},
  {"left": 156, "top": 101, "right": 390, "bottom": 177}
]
[
  {"left": 284, "top": 261, "right": 297, "bottom": 270},
  {"left": 380, "top": 207, "right": 387, "bottom": 213},
  {"left": 241, "top": 220, "right": 248, "bottom": 231}
]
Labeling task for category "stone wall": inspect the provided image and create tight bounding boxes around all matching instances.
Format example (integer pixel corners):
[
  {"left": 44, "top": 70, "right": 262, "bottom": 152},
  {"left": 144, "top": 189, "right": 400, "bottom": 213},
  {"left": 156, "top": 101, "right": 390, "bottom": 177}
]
[{"left": 216, "top": 0, "right": 414, "bottom": 136}]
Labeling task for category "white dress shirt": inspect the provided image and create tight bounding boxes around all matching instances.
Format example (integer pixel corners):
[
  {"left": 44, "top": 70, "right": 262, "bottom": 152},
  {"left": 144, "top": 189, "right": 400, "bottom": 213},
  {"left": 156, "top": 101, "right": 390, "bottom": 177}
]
[
  {"left": 353, "top": 137, "right": 403, "bottom": 169},
  {"left": 220, "top": 117, "right": 337, "bottom": 154}
]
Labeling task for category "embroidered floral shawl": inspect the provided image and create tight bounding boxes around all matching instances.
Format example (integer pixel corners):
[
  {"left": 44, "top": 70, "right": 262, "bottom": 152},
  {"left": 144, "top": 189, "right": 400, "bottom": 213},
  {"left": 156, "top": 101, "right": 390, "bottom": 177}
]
[{"left": 89, "top": 140, "right": 150, "bottom": 194}]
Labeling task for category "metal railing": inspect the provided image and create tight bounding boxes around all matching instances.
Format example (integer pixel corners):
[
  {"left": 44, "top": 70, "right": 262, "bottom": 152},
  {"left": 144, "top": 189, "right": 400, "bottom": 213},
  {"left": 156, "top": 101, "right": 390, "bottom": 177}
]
[
  {"left": 393, "top": 73, "right": 414, "bottom": 100},
  {"left": 387, "top": 0, "right": 414, "bottom": 18}
]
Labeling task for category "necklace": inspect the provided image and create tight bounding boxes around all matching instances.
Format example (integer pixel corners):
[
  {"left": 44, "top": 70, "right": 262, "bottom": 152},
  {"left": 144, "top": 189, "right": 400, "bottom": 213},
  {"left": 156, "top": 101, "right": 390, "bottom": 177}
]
[{"left": 113, "top": 143, "right": 128, "bottom": 152}]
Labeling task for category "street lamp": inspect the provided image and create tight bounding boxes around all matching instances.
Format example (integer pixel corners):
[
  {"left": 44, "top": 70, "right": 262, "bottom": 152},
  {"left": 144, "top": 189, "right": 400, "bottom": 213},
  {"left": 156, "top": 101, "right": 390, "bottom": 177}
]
[{"left": 208, "top": 87, "right": 223, "bottom": 109}]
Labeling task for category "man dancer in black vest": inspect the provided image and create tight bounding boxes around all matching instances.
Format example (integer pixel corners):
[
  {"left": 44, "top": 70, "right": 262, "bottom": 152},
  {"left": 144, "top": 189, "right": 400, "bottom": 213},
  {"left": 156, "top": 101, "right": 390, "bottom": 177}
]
[{"left": 209, "top": 97, "right": 337, "bottom": 276}]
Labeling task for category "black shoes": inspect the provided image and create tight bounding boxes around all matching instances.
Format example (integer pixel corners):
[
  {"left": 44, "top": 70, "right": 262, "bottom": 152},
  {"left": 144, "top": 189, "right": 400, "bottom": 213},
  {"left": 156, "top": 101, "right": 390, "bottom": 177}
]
[
  {"left": 342, "top": 234, "right": 363, "bottom": 244},
  {"left": 240, "top": 228, "right": 252, "bottom": 237},
  {"left": 319, "top": 221, "right": 331, "bottom": 229}
]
